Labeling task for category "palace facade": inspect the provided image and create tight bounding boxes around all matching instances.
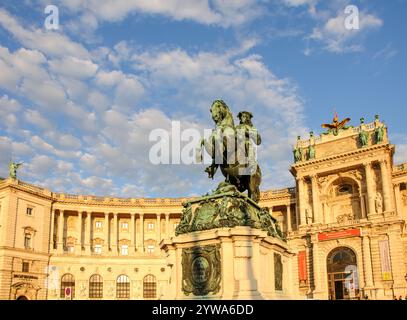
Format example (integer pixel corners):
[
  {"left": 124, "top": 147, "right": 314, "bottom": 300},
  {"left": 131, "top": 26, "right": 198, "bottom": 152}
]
[{"left": 0, "top": 115, "right": 406, "bottom": 300}]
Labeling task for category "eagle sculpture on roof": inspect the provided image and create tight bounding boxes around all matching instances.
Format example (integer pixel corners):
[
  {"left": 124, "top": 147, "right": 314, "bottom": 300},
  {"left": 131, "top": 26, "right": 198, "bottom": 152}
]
[{"left": 321, "top": 112, "right": 351, "bottom": 136}]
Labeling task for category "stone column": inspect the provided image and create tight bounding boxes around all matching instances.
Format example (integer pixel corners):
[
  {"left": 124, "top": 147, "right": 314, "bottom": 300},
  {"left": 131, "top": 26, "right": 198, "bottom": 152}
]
[
  {"left": 322, "top": 202, "right": 328, "bottom": 224},
  {"left": 156, "top": 214, "right": 161, "bottom": 245},
  {"left": 362, "top": 235, "right": 374, "bottom": 288},
  {"left": 394, "top": 183, "right": 402, "bottom": 217},
  {"left": 57, "top": 210, "right": 64, "bottom": 254},
  {"left": 111, "top": 213, "right": 118, "bottom": 255},
  {"left": 360, "top": 195, "right": 366, "bottom": 219},
  {"left": 85, "top": 211, "right": 91, "bottom": 254},
  {"left": 387, "top": 231, "right": 406, "bottom": 292},
  {"left": 75, "top": 211, "right": 82, "bottom": 254},
  {"left": 130, "top": 212, "right": 135, "bottom": 254},
  {"left": 380, "top": 160, "right": 392, "bottom": 212},
  {"left": 50, "top": 209, "right": 56, "bottom": 252},
  {"left": 297, "top": 178, "right": 306, "bottom": 227},
  {"left": 364, "top": 162, "right": 376, "bottom": 215},
  {"left": 139, "top": 214, "right": 144, "bottom": 253},
  {"left": 312, "top": 239, "right": 322, "bottom": 295},
  {"left": 165, "top": 213, "right": 170, "bottom": 237},
  {"left": 286, "top": 204, "right": 292, "bottom": 232},
  {"left": 311, "top": 174, "right": 320, "bottom": 224},
  {"left": 104, "top": 213, "right": 109, "bottom": 254}
]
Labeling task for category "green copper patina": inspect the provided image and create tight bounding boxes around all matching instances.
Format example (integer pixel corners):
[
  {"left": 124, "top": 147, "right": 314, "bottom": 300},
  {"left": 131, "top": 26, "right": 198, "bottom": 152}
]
[
  {"left": 176, "top": 181, "right": 285, "bottom": 240},
  {"left": 199, "top": 100, "right": 262, "bottom": 203},
  {"left": 9, "top": 160, "right": 23, "bottom": 179},
  {"left": 374, "top": 115, "right": 385, "bottom": 144},
  {"left": 359, "top": 118, "right": 369, "bottom": 147},
  {"left": 182, "top": 244, "right": 221, "bottom": 296},
  {"left": 177, "top": 100, "right": 285, "bottom": 240}
]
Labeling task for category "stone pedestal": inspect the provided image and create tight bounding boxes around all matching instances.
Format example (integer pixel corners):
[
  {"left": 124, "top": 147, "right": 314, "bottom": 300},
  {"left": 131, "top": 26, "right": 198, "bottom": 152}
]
[
  {"left": 160, "top": 183, "right": 297, "bottom": 300},
  {"left": 161, "top": 226, "right": 293, "bottom": 300}
]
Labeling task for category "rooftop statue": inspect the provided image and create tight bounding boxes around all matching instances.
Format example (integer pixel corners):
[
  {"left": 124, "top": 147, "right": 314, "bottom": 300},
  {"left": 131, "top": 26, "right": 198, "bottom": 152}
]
[
  {"left": 321, "top": 111, "right": 351, "bottom": 136},
  {"left": 9, "top": 160, "right": 23, "bottom": 179}
]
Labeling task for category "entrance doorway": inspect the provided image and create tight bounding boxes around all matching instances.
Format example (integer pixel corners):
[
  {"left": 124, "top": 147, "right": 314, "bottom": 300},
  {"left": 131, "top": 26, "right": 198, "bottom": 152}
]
[
  {"left": 327, "top": 247, "right": 360, "bottom": 300},
  {"left": 16, "top": 295, "right": 28, "bottom": 300}
]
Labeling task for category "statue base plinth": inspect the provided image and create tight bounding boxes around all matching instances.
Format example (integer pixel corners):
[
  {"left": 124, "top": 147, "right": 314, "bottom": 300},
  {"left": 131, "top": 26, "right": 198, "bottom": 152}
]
[{"left": 161, "top": 226, "right": 295, "bottom": 300}]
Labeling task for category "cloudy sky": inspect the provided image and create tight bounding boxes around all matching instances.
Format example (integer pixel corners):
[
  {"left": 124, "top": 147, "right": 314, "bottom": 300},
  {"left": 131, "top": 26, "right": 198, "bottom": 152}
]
[{"left": 0, "top": 0, "right": 406, "bottom": 198}]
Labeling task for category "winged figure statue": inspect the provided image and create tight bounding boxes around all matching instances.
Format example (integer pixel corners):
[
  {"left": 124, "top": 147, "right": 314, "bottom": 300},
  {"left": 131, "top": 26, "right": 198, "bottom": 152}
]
[{"left": 321, "top": 112, "right": 351, "bottom": 136}]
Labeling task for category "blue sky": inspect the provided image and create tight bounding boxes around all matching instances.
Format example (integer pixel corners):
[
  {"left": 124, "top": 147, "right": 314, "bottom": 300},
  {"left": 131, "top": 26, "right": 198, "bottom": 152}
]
[{"left": 0, "top": 0, "right": 406, "bottom": 198}]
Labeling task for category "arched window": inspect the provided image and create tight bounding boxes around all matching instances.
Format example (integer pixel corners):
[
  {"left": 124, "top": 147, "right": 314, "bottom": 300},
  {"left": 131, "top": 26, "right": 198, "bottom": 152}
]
[
  {"left": 89, "top": 274, "right": 103, "bottom": 298},
  {"left": 143, "top": 274, "right": 156, "bottom": 299},
  {"left": 116, "top": 275, "right": 130, "bottom": 299},
  {"left": 60, "top": 273, "right": 75, "bottom": 298},
  {"left": 336, "top": 184, "right": 353, "bottom": 196}
]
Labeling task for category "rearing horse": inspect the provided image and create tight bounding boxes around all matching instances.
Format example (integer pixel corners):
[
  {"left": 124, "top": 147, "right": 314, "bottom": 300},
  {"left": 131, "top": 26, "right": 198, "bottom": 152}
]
[{"left": 200, "top": 100, "right": 262, "bottom": 203}]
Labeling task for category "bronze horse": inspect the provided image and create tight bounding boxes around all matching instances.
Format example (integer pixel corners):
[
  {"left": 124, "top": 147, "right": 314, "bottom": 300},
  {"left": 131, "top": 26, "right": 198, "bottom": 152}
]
[{"left": 200, "top": 100, "right": 262, "bottom": 202}]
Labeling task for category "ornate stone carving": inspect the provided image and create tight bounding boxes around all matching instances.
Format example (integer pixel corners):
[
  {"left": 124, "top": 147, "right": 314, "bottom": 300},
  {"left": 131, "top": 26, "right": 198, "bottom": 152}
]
[
  {"left": 336, "top": 213, "right": 355, "bottom": 224},
  {"left": 175, "top": 183, "right": 285, "bottom": 240},
  {"left": 182, "top": 244, "right": 221, "bottom": 296},
  {"left": 375, "top": 192, "right": 383, "bottom": 213}
]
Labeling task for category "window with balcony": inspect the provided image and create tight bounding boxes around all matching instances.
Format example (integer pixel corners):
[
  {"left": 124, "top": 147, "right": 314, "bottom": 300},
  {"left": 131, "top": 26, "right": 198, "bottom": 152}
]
[
  {"left": 94, "top": 245, "right": 102, "bottom": 254},
  {"left": 24, "top": 234, "right": 31, "bottom": 249},
  {"left": 121, "top": 245, "right": 129, "bottom": 256}
]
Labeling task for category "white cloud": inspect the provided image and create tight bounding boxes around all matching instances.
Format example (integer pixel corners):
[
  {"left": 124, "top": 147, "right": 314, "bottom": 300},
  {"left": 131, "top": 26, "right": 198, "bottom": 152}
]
[
  {"left": 24, "top": 109, "right": 53, "bottom": 130},
  {"left": 0, "top": 9, "right": 90, "bottom": 58},
  {"left": 20, "top": 78, "right": 67, "bottom": 109},
  {"left": 49, "top": 57, "right": 98, "bottom": 79},
  {"left": 0, "top": 7, "right": 308, "bottom": 196},
  {"left": 309, "top": 10, "right": 383, "bottom": 53},
  {"left": 53, "top": 0, "right": 264, "bottom": 29},
  {"left": 282, "top": 0, "right": 317, "bottom": 6},
  {"left": 0, "top": 94, "right": 21, "bottom": 113}
]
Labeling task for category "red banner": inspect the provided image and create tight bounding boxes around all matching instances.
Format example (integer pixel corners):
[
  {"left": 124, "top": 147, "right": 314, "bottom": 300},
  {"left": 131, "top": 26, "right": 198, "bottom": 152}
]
[
  {"left": 318, "top": 228, "right": 360, "bottom": 241},
  {"left": 298, "top": 251, "right": 307, "bottom": 282}
]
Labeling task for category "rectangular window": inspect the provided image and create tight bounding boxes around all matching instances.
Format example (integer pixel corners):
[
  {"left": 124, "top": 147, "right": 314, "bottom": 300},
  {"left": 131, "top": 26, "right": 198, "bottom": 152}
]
[
  {"left": 122, "top": 222, "right": 129, "bottom": 230},
  {"left": 94, "top": 245, "right": 102, "bottom": 254},
  {"left": 67, "top": 245, "right": 75, "bottom": 253},
  {"left": 147, "top": 245, "right": 154, "bottom": 254},
  {"left": 173, "top": 223, "right": 179, "bottom": 230},
  {"left": 26, "top": 207, "right": 33, "bottom": 216},
  {"left": 95, "top": 221, "right": 102, "bottom": 229},
  {"left": 147, "top": 223, "right": 154, "bottom": 230},
  {"left": 22, "top": 262, "right": 29, "bottom": 273},
  {"left": 24, "top": 234, "right": 31, "bottom": 249},
  {"left": 121, "top": 245, "right": 128, "bottom": 256}
]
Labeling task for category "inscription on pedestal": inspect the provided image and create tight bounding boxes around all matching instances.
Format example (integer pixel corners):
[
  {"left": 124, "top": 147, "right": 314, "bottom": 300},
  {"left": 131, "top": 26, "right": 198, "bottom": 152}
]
[{"left": 182, "top": 244, "right": 221, "bottom": 296}]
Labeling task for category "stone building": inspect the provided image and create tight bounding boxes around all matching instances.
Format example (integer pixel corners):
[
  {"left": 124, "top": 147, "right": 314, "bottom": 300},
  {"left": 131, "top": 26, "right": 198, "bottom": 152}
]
[{"left": 0, "top": 115, "right": 406, "bottom": 300}]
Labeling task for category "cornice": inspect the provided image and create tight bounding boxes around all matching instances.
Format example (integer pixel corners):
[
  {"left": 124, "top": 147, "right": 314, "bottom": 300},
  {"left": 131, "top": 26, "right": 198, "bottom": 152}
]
[{"left": 291, "top": 143, "right": 394, "bottom": 176}]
